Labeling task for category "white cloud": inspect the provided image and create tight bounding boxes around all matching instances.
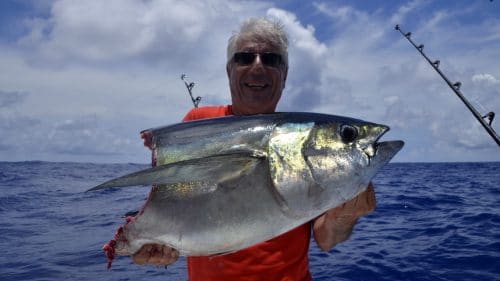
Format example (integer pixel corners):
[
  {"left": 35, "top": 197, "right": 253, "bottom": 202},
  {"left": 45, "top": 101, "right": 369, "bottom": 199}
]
[
  {"left": 312, "top": 2, "right": 358, "bottom": 25},
  {"left": 472, "top": 73, "right": 499, "bottom": 85},
  {"left": 268, "top": 8, "right": 327, "bottom": 59},
  {"left": 266, "top": 8, "right": 329, "bottom": 111},
  {"left": 389, "top": 0, "right": 428, "bottom": 26},
  {"left": 1, "top": 0, "right": 499, "bottom": 163},
  {"left": 0, "top": 0, "right": 277, "bottom": 162},
  {"left": 16, "top": 0, "right": 277, "bottom": 70},
  {"left": 305, "top": 1, "right": 500, "bottom": 160},
  {"left": 18, "top": 0, "right": 212, "bottom": 65}
]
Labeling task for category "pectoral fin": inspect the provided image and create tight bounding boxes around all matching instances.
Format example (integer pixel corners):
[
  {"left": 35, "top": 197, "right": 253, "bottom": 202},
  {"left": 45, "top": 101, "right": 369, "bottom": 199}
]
[{"left": 87, "top": 152, "right": 265, "bottom": 192}]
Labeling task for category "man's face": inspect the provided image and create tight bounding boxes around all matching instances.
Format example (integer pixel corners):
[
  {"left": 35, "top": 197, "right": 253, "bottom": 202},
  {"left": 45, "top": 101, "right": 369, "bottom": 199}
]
[{"left": 227, "top": 38, "right": 288, "bottom": 115}]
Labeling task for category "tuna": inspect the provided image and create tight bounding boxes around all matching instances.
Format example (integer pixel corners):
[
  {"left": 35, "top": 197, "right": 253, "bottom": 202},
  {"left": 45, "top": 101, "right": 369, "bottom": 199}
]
[{"left": 89, "top": 112, "right": 403, "bottom": 267}]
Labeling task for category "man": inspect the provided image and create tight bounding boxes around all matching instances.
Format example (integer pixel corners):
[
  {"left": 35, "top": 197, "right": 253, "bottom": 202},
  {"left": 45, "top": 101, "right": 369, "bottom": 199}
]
[{"left": 134, "top": 18, "right": 376, "bottom": 280}]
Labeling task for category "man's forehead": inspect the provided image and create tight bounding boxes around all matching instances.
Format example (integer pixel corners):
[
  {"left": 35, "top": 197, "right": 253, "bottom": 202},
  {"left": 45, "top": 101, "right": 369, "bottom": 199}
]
[{"left": 236, "top": 39, "right": 279, "bottom": 53}]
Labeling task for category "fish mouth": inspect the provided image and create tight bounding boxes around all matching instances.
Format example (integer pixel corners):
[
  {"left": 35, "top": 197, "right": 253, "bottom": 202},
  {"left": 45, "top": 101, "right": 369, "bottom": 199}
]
[
  {"left": 360, "top": 125, "right": 403, "bottom": 164},
  {"left": 370, "top": 140, "right": 404, "bottom": 165},
  {"left": 377, "top": 140, "right": 404, "bottom": 153}
]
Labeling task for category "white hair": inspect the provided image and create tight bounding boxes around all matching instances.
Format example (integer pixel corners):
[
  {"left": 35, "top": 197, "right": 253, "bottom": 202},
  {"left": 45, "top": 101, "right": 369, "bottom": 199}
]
[{"left": 227, "top": 18, "right": 289, "bottom": 67}]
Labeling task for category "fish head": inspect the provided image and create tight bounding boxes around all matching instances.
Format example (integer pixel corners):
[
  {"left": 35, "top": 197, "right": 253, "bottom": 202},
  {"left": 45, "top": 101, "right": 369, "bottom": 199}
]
[
  {"left": 301, "top": 118, "right": 404, "bottom": 203},
  {"left": 268, "top": 115, "right": 403, "bottom": 215}
]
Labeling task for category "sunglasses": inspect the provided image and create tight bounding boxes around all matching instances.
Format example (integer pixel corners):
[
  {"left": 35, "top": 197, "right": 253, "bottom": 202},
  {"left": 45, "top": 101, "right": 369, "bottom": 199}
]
[{"left": 232, "top": 52, "right": 283, "bottom": 67}]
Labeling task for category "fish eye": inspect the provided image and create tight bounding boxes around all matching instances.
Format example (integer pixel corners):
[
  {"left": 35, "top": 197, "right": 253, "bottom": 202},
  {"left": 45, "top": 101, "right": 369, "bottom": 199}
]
[{"left": 339, "top": 124, "right": 358, "bottom": 143}]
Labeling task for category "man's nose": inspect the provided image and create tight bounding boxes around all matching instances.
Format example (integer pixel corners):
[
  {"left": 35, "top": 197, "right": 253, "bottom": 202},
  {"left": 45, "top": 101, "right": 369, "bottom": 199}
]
[{"left": 249, "top": 54, "right": 265, "bottom": 72}]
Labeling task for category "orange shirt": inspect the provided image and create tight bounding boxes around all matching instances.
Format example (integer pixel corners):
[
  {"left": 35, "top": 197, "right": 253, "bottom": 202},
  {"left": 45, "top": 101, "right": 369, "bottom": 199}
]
[{"left": 182, "top": 105, "right": 313, "bottom": 281}]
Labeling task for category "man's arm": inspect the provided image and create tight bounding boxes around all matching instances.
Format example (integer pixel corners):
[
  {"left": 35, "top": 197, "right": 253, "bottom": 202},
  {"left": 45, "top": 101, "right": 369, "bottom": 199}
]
[{"left": 313, "top": 183, "right": 376, "bottom": 251}]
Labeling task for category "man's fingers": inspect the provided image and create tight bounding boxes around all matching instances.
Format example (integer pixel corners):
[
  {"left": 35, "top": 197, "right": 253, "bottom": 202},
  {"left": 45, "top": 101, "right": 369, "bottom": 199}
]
[
  {"left": 346, "top": 185, "right": 375, "bottom": 216},
  {"left": 359, "top": 184, "right": 376, "bottom": 215},
  {"left": 157, "top": 246, "right": 179, "bottom": 266},
  {"left": 148, "top": 246, "right": 163, "bottom": 265},
  {"left": 150, "top": 245, "right": 179, "bottom": 266},
  {"left": 328, "top": 184, "right": 377, "bottom": 218},
  {"left": 132, "top": 244, "right": 180, "bottom": 266},
  {"left": 165, "top": 245, "right": 179, "bottom": 260},
  {"left": 132, "top": 244, "right": 153, "bottom": 265}
]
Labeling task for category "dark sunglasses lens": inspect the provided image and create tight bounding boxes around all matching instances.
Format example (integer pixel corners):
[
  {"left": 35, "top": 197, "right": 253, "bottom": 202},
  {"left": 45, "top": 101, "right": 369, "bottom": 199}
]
[
  {"left": 234, "top": 53, "right": 256, "bottom": 65},
  {"left": 261, "top": 53, "right": 281, "bottom": 66},
  {"left": 233, "top": 52, "right": 282, "bottom": 67}
]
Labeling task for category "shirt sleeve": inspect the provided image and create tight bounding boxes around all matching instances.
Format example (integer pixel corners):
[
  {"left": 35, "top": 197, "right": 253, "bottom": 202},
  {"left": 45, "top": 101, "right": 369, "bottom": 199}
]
[{"left": 182, "top": 106, "right": 231, "bottom": 122}]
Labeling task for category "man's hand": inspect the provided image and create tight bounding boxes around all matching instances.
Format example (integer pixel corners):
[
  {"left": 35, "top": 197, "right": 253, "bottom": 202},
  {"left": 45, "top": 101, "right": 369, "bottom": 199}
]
[
  {"left": 313, "top": 183, "right": 376, "bottom": 251},
  {"left": 132, "top": 244, "right": 180, "bottom": 266}
]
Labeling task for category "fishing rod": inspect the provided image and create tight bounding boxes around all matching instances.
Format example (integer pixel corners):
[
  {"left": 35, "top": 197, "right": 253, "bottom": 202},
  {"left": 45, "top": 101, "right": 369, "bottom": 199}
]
[
  {"left": 181, "top": 74, "right": 202, "bottom": 108},
  {"left": 395, "top": 24, "right": 500, "bottom": 146}
]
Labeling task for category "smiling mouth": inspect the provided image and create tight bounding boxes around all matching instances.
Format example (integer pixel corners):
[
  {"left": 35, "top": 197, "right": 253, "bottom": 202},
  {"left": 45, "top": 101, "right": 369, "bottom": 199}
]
[{"left": 244, "top": 83, "right": 269, "bottom": 90}]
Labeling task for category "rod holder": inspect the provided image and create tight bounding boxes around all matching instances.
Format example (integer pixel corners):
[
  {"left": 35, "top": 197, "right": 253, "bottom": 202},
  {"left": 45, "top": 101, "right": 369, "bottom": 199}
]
[
  {"left": 483, "top": 112, "right": 495, "bottom": 126},
  {"left": 181, "top": 74, "right": 202, "bottom": 108}
]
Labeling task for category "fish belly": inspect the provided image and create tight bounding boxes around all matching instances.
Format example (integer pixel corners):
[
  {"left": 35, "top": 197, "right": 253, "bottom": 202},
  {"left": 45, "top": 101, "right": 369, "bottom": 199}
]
[{"left": 115, "top": 161, "right": 312, "bottom": 256}]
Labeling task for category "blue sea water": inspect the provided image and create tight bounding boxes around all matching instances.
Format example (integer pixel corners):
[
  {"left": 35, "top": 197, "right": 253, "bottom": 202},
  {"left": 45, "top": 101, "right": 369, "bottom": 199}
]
[{"left": 0, "top": 161, "right": 499, "bottom": 281}]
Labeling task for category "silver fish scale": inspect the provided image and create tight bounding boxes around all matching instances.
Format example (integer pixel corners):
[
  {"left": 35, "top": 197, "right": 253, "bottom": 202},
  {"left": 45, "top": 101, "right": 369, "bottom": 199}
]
[{"left": 94, "top": 112, "right": 404, "bottom": 257}]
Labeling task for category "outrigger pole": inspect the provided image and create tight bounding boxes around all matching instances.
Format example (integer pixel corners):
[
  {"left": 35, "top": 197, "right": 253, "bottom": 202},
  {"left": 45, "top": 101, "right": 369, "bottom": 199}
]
[
  {"left": 395, "top": 24, "right": 500, "bottom": 146},
  {"left": 181, "top": 74, "right": 202, "bottom": 108}
]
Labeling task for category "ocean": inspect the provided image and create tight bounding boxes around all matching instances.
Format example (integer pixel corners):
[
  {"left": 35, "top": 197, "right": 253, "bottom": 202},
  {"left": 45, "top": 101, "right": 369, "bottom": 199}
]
[{"left": 0, "top": 161, "right": 499, "bottom": 281}]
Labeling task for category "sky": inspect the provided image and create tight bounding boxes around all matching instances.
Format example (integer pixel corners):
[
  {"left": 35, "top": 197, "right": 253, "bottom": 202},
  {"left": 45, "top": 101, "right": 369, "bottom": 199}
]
[{"left": 0, "top": 0, "right": 499, "bottom": 164}]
